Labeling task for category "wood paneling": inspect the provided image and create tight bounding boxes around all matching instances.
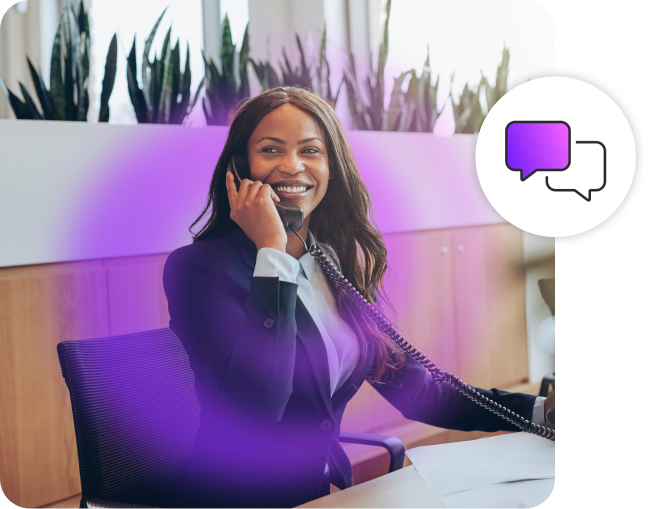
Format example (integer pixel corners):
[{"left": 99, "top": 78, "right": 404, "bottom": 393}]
[
  {"left": 0, "top": 261, "right": 109, "bottom": 508},
  {"left": 452, "top": 223, "right": 529, "bottom": 389},
  {"left": 104, "top": 254, "right": 170, "bottom": 335}
]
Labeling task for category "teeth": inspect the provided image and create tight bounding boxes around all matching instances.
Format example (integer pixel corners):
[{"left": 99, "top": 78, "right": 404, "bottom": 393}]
[{"left": 276, "top": 186, "right": 308, "bottom": 193}]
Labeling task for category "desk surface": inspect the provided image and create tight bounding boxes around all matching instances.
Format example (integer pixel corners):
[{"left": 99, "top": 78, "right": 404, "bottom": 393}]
[{"left": 298, "top": 465, "right": 439, "bottom": 508}]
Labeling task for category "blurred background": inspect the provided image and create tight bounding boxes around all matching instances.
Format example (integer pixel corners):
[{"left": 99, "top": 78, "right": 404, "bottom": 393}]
[{"left": 0, "top": 1, "right": 555, "bottom": 507}]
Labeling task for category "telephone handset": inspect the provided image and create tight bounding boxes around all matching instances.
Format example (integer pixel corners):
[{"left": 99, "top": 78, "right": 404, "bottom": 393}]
[
  {"left": 227, "top": 157, "right": 304, "bottom": 233},
  {"left": 227, "top": 158, "right": 555, "bottom": 441}
]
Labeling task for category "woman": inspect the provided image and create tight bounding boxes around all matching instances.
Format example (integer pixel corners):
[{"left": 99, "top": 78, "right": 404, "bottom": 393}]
[{"left": 163, "top": 86, "right": 552, "bottom": 508}]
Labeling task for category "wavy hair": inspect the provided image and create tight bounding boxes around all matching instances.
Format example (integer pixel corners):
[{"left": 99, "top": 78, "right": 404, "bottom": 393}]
[{"left": 190, "top": 86, "right": 404, "bottom": 385}]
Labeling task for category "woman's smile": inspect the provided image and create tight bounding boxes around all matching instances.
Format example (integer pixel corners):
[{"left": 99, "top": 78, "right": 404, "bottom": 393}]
[{"left": 270, "top": 179, "right": 315, "bottom": 199}]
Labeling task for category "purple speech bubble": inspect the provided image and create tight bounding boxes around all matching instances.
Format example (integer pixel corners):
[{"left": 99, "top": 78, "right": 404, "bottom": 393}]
[{"left": 505, "top": 121, "right": 571, "bottom": 180}]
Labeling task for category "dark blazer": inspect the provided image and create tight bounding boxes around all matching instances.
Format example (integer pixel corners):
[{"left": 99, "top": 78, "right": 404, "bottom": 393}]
[{"left": 162, "top": 227, "right": 536, "bottom": 508}]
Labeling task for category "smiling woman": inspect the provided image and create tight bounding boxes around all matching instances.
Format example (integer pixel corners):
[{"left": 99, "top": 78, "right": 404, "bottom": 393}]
[{"left": 162, "top": 86, "right": 545, "bottom": 508}]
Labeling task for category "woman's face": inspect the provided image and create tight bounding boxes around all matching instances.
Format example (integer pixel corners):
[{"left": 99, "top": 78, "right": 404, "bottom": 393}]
[{"left": 247, "top": 104, "right": 331, "bottom": 221}]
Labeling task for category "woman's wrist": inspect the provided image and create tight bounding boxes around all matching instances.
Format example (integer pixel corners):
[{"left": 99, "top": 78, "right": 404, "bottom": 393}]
[{"left": 256, "top": 242, "right": 286, "bottom": 253}]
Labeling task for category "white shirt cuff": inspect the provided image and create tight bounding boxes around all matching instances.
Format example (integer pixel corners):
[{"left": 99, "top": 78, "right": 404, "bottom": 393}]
[
  {"left": 532, "top": 396, "right": 547, "bottom": 426},
  {"left": 253, "top": 248, "right": 300, "bottom": 283}
]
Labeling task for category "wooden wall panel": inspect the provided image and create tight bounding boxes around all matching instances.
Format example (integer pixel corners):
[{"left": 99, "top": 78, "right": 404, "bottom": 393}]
[
  {"left": 0, "top": 262, "right": 109, "bottom": 508},
  {"left": 104, "top": 254, "right": 171, "bottom": 336},
  {"left": 452, "top": 223, "right": 529, "bottom": 389},
  {"left": 342, "top": 229, "right": 458, "bottom": 434}
]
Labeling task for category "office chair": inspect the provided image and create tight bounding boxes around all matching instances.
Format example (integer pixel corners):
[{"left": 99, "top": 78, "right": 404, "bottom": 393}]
[{"left": 57, "top": 327, "right": 405, "bottom": 508}]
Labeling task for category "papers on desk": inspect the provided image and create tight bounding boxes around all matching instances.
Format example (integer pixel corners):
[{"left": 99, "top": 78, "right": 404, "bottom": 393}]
[{"left": 405, "top": 433, "right": 554, "bottom": 507}]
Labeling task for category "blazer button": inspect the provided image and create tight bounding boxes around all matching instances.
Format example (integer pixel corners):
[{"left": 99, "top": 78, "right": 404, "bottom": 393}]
[
  {"left": 263, "top": 318, "right": 274, "bottom": 328},
  {"left": 320, "top": 419, "right": 333, "bottom": 431}
]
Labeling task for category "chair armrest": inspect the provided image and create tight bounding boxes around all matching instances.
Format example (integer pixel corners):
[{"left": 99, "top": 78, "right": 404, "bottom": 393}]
[
  {"left": 338, "top": 431, "right": 405, "bottom": 472},
  {"left": 83, "top": 497, "right": 152, "bottom": 508}
]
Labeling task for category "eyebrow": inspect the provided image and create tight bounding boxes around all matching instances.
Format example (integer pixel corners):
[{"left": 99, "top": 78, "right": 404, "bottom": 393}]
[{"left": 256, "top": 136, "right": 323, "bottom": 145}]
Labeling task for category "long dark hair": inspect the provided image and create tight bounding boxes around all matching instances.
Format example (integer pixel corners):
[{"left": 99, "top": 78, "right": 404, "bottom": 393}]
[{"left": 190, "top": 86, "right": 404, "bottom": 385}]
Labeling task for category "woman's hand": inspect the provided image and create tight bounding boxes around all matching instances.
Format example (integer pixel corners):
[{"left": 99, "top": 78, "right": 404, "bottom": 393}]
[
  {"left": 226, "top": 171, "right": 287, "bottom": 252},
  {"left": 544, "top": 391, "right": 555, "bottom": 430}
]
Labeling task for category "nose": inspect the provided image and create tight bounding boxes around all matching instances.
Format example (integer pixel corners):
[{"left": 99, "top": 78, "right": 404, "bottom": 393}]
[{"left": 276, "top": 150, "right": 305, "bottom": 176}]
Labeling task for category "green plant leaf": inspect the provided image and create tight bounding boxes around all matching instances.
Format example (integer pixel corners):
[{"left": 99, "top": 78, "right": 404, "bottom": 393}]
[
  {"left": 238, "top": 23, "right": 250, "bottom": 100},
  {"left": 220, "top": 14, "right": 235, "bottom": 98},
  {"left": 77, "top": 0, "right": 87, "bottom": 36},
  {"left": 386, "top": 71, "right": 409, "bottom": 131},
  {"left": 185, "top": 76, "right": 205, "bottom": 123},
  {"left": 0, "top": 77, "right": 33, "bottom": 119},
  {"left": 169, "top": 42, "right": 181, "bottom": 123},
  {"left": 158, "top": 28, "right": 174, "bottom": 123},
  {"left": 251, "top": 59, "right": 267, "bottom": 91},
  {"left": 142, "top": 6, "right": 169, "bottom": 111},
  {"left": 18, "top": 82, "right": 44, "bottom": 119},
  {"left": 99, "top": 34, "right": 117, "bottom": 122},
  {"left": 49, "top": 24, "right": 65, "bottom": 120},
  {"left": 77, "top": 36, "right": 90, "bottom": 120},
  {"left": 127, "top": 36, "right": 148, "bottom": 123},
  {"left": 26, "top": 57, "right": 55, "bottom": 120}
]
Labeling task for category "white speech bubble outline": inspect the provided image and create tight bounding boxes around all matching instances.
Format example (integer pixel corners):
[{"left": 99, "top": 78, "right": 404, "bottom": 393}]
[{"left": 545, "top": 141, "right": 606, "bottom": 201}]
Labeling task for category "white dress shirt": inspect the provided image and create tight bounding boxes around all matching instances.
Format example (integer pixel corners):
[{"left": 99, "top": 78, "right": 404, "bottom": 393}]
[{"left": 253, "top": 247, "right": 547, "bottom": 424}]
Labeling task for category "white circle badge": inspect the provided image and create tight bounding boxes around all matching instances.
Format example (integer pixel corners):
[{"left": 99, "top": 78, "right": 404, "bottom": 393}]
[{"left": 475, "top": 77, "right": 635, "bottom": 237}]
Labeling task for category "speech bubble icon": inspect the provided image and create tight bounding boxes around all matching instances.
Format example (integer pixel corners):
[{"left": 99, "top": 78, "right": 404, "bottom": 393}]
[
  {"left": 505, "top": 121, "right": 571, "bottom": 180},
  {"left": 546, "top": 141, "right": 606, "bottom": 201}
]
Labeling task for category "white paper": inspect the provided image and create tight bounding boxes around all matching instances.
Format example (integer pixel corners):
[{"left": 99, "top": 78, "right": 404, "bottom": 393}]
[
  {"left": 405, "top": 433, "right": 555, "bottom": 497},
  {"left": 439, "top": 478, "right": 555, "bottom": 508}
]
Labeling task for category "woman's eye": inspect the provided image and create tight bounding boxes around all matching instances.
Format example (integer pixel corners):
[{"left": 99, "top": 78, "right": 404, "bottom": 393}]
[
  {"left": 262, "top": 147, "right": 279, "bottom": 153},
  {"left": 303, "top": 148, "right": 319, "bottom": 154}
]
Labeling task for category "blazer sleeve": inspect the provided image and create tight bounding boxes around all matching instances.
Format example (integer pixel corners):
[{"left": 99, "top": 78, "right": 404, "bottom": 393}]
[
  {"left": 367, "top": 291, "right": 535, "bottom": 433},
  {"left": 163, "top": 247, "right": 299, "bottom": 426}
]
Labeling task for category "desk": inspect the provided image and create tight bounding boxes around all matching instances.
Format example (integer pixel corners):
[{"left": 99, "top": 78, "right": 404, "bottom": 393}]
[
  {"left": 299, "top": 434, "right": 554, "bottom": 508},
  {"left": 298, "top": 465, "right": 439, "bottom": 508}
]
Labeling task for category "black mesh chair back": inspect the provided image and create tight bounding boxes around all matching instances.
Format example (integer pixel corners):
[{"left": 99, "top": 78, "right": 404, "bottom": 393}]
[{"left": 57, "top": 327, "right": 201, "bottom": 507}]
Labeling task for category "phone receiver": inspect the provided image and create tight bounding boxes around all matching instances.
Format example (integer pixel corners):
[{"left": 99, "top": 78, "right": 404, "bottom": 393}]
[{"left": 227, "top": 158, "right": 304, "bottom": 233}]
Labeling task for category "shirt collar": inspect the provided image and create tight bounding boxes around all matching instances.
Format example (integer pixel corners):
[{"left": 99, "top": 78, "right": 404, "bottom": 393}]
[{"left": 298, "top": 230, "right": 317, "bottom": 281}]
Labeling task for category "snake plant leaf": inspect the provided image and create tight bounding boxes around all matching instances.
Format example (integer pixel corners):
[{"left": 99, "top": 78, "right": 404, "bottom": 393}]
[
  {"left": 99, "top": 34, "right": 117, "bottom": 122},
  {"left": 385, "top": 70, "right": 409, "bottom": 131},
  {"left": 142, "top": 6, "right": 168, "bottom": 111},
  {"left": 77, "top": 36, "right": 90, "bottom": 120},
  {"left": 376, "top": 0, "right": 391, "bottom": 102},
  {"left": 156, "top": 27, "right": 173, "bottom": 122},
  {"left": 251, "top": 60, "right": 268, "bottom": 91},
  {"left": 26, "top": 57, "right": 55, "bottom": 120},
  {"left": 186, "top": 76, "right": 205, "bottom": 121},
  {"left": 18, "top": 82, "right": 44, "bottom": 119},
  {"left": 0, "top": 78, "right": 31, "bottom": 119},
  {"left": 238, "top": 24, "right": 250, "bottom": 100},
  {"left": 220, "top": 14, "right": 235, "bottom": 97},
  {"left": 170, "top": 42, "right": 181, "bottom": 120},
  {"left": 151, "top": 55, "right": 162, "bottom": 121},
  {"left": 158, "top": 28, "right": 175, "bottom": 123},
  {"left": 127, "top": 36, "right": 148, "bottom": 123},
  {"left": 49, "top": 25, "right": 65, "bottom": 120},
  {"left": 77, "top": 0, "right": 88, "bottom": 37},
  {"left": 179, "top": 45, "right": 191, "bottom": 98},
  {"left": 296, "top": 35, "right": 310, "bottom": 85}
]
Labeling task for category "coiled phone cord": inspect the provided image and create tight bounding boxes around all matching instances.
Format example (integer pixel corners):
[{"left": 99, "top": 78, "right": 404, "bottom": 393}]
[{"left": 291, "top": 227, "right": 555, "bottom": 442}]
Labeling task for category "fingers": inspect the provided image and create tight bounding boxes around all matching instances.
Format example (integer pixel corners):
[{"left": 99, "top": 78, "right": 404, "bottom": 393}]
[
  {"left": 266, "top": 184, "right": 280, "bottom": 203},
  {"left": 246, "top": 180, "right": 264, "bottom": 201},
  {"left": 226, "top": 171, "right": 238, "bottom": 209}
]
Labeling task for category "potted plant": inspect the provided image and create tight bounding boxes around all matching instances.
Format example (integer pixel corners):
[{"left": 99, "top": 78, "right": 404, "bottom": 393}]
[{"left": 0, "top": 0, "right": 117, "bottom": 121}]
